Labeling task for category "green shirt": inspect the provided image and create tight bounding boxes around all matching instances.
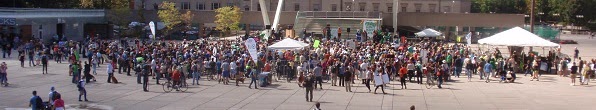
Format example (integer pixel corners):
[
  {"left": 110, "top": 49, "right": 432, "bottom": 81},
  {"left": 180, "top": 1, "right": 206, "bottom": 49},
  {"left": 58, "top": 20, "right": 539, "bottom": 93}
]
[{"left": 72, "top": 64, "right": 80, "bottom": 74}]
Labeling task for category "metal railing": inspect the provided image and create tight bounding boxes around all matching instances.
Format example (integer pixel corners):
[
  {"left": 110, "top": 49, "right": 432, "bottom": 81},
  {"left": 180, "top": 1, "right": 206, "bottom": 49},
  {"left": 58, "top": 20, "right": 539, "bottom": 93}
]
[{"left": 297, "top": 11, "right": 382, "bottom": 19}]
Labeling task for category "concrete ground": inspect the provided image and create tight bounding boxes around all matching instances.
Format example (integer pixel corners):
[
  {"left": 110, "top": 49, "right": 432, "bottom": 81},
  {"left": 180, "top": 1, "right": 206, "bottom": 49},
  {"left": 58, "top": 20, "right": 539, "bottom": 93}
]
[{"left": 1, "top": 34, "right": 596, "bottom": 110}]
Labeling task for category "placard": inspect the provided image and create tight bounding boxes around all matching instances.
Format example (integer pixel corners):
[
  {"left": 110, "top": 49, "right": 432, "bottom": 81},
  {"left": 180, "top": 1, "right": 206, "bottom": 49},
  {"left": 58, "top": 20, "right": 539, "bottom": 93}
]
[
  {"left": 382, "top": 74, "right": 390, "bottom": 84},
  {"left": 374, "top": 75, "right": 383, "bottom": 86}
]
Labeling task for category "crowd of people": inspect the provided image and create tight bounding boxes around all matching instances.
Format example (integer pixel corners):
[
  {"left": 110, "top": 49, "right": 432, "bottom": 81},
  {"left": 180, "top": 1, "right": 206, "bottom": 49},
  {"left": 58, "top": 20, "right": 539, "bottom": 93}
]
[{"left": 3, "top": 29, "right": 596, "bottom": 110}]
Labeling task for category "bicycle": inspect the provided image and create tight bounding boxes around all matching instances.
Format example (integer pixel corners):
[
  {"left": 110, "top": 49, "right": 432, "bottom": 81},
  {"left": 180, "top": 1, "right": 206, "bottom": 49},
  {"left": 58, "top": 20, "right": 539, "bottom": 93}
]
[
  {"left": 162, "top": 79, "right": 188, "bottom": 93},
  {"left": 425, "top": 73, "right": 436, "bottom": 89}
]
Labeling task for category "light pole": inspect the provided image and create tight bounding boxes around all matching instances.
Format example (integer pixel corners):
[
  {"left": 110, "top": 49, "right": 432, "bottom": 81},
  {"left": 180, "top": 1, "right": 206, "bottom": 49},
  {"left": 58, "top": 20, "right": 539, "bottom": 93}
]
[{"left": 530, "top": 0, "right": 535, "bottom": 33}]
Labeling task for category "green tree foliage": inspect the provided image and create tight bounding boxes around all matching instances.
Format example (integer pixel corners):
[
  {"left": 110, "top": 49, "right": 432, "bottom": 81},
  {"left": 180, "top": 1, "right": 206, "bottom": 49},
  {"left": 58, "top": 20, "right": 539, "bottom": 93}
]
[
  {"left": 158, "top": 1, "right": 183, "bottom": 35},
  {"left": 215, "top": 6, "right": 243, "bottom": 37},
  {"left": 472, "top": 0, "right": 594, "bottom": 25}
]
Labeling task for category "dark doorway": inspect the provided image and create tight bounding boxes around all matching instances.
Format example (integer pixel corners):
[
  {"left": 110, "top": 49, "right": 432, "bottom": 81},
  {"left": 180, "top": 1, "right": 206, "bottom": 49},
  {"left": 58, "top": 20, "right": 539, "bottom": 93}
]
[{"left": 56, "top": 23, "right": 64, "bottom": 39}]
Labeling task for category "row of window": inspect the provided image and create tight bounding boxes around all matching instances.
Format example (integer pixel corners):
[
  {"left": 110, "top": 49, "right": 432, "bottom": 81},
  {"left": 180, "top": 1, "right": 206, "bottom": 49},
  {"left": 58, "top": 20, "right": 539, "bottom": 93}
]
[{"left": 154, "top": 2, "right": 451, "bottom": 13}]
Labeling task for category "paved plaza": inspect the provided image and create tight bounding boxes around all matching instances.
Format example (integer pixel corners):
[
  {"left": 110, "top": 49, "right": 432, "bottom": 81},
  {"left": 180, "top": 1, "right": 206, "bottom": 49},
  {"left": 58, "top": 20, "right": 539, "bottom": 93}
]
[{"left": 1, "top": 34, "right": 596, "bottom": 110}]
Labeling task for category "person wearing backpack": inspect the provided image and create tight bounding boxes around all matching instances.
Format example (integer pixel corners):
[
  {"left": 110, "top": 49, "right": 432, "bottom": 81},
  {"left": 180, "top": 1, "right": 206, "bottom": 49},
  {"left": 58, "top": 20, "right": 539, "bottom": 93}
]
[
  {"left": 29, "top": 90, "right": 43, "bottom": 110},
  {"left": 48, "top": 87, "right": 59, "bottom": 106}
]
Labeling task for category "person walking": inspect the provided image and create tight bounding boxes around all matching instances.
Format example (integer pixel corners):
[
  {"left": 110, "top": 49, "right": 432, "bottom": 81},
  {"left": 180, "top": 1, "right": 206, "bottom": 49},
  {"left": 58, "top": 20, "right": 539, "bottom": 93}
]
[
  {"left": 41, "top": 53, "right": 48, "bottom": 74},
  {"left": 19, "top": 52, "right": 25, "bottom": 67},
  {"left": 29, "top": 91, "right": 43, "bottom": 110},
  {"left": 83, "top": 61, "right": 96, "bottom": 83},
  {"left": 0, "top": 62, "right": 7, "bottom": 86},
  {"left": 192, "top": 61, "right": 200, "bottom": 85},
  {"left": 52, "top": 93, "right": 64, "bottom": 110},
  {"left": 92, "top": 55, "right": 98, "bottom": 75},
  {"left": 581, "top": 62, "right": 591, "bottom": 85},
  {"left": 415, "top": 61, "right": 423, "bottom": 84},
  {"left": 483, "top": 60, "right": 493, "bottom": 81},
  {"left": 303, "top": 74, "right": 314, "bottom": 102},
  {"left": 77, "top": 79, "right": 88, "bottom": 101},
  {"left": 107, "top": 62, "right": 114, "bottom": 83},
  {"left": 248, "top": 63, "right": 258, "bottom": 89},
  {"left": 338, "top": 63, "right": 345, "bottom": 87},
  {"left": 374, "top": 69, "right": 387, "bottom": 94}
]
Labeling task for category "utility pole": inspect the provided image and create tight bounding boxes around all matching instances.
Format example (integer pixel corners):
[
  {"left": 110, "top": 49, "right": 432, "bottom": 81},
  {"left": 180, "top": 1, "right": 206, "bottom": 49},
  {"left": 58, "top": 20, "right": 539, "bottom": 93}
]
[
  {"left": 340, "top": 0, "right": 343, "bottom": 11},
  {"left": 530, "top": 0, "right": 535, "bottom": 33}
]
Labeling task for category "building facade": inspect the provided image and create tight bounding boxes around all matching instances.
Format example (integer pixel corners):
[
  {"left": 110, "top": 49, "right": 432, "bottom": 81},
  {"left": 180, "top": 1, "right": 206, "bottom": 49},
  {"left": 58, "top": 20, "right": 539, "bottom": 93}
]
[
  {"left": 132, "top": 0, "right": 521, "bottom": 37},
  {"left": 135, "top": 0, "right": 471, "bottom": 13}
]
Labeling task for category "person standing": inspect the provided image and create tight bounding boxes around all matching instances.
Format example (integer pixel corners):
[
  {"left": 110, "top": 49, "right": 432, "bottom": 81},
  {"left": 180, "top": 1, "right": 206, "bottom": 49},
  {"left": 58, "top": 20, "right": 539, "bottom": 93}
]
[
  {"left": 581, "top": 62, "right": 591, "bottom": 85},
  {"left": 28, "top": 49, "right": 35, "bottom": 67},
  {"left": 107, "top": 62, "right": 114, "bottom": 83},
  {"left": 192, "top": 61, "right": 200, "bottom": 85},
  {"left": 142, "top": 60, "right": 150, "bottom": 92},
  {"left": 415, "top": 61, "right": 423, "bottom": 84},
  {"left": 571, "top": 62, "right": 578, "bottom": 86},
  {"left": 41, "top": 53, "right": 48, "bottom": 74},
  {"left": 313, "top": 65, "right": 323, "bottom": 89},
  {"left": 71, "top": 62, "right": 81, "bottom": 84},
  {"left": 303, "top": 74, "right": 314, "bottom": 102},
  {"left": 344, "top": 69, "right": 352, "bottom": 92},
  {"left": 77, "top": 79, "right": 88, "bottom": 101},
  {"left": 92, "top": 55, "right": 98, "bottom": 75},
  {"left": 338, "top": 63, "right": 345, "bottom": 87},
  {"left": 0, "top": 62, "right": 7, "bottom": 86},
  {"left": 337, "top": 27, "right": 342, "bottom": 40},
  {"left": 407, "top": 61, "right": 415, "bottom": 82},
  {"left": 399, "top": 65, "right": 408, "bottom": 89},
  {"left": 19, "top": 52, "right": 25, "bottom": 67},
  {"left": 221, "top": 60, "right": 230, "bottom": 85},
  {"left": 29, "top": 91, "right": 43, "bottom": 110}
]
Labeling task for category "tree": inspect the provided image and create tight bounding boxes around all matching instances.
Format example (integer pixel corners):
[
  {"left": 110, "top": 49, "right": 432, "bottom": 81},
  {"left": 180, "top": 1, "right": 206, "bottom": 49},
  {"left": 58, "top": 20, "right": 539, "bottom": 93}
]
[
  {"left": 158, "top": 1, "right": 183, "bottom": 36},
  {"left": 215, "top": 6, "right": 243, "bottom": 37},
  {"left": 181, "top": 10, "right": 195, "bottom": 30}
]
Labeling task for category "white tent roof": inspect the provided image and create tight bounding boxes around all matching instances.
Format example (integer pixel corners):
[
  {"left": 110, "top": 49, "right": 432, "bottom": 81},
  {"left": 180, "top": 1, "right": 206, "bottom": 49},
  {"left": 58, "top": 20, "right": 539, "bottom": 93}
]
[
  {"left": 415, "top": 28, "right": 442, "bottom": 37},
  {"left": 478, "top": 27, "right": 559, "bottom": 47},
  {"left": 268, "top": 38, "right": 309, "bottom": 50}
]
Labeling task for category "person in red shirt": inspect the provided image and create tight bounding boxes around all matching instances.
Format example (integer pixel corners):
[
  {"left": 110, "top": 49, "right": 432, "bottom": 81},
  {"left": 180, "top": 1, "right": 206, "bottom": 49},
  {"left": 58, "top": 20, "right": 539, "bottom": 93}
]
[
  {"left": 53, "top": 93, "right": 65, "bottom": 110},
  {"left": 171, "top": 69, "right": 181, "bottom": 90},
  {"left": 399, "top": 65, "right": 408, "bottom": 89}
]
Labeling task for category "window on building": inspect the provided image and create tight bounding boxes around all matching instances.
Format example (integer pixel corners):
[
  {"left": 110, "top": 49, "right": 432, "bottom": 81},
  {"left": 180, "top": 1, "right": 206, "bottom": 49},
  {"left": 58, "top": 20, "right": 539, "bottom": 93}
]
[
  {"left": 313, "top": 4, "right": 320, "bottom": 11},
  {"left": 443, "top": 6, "right": 451, "bottom": 13},
  {"left": 359, "top": 3, "right": 366, "bottom": 11},
  {"left": 198, "top": 3, "right": 205, "bottom": 10},
  {"left": 181, "top": 2, "right": 190, "bottom": 10},
  {"left": 400, "top": 3, "right": 407, "bottom": 12},
  {"left": 211, "top": 3, "right": 220, "bottom": 10},
  {"left": 387, "top": 3, "right": 393, "bottom": 12},
  {"left": 244, "top": 5, "right": 250, "bottom": 11},
  {"left": 153, "top": 3, "right": 159, "bottom": 10},
  {"left": 414, "top": 4, "right": 421, "bottom": 12},
  {"left": 294, "top": 3, "right": 300, "bottom": 11},
  {"left": 257, "top": 4, "right": 261, "bottom": 11},
  {"left": 429, "top": 4, "right": 436, "bottom": 13},
  {"left": 331, "top": 4, "right": 337, "bottom": 11},
  {"left": 372, "top": 3, "right": 379, "bottom": 12}
]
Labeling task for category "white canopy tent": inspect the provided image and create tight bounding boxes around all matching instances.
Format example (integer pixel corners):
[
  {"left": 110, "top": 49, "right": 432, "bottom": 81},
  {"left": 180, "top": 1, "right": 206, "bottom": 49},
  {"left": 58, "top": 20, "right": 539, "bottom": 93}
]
[
  {"left": 415, "top": 28, "right": 443, "bottom": 37},
  {"left": 478, "top": 27, "right": 559, "bottom": 47},
  {"left": 267, "top": 38, "right": 309, "bottom": 50}
]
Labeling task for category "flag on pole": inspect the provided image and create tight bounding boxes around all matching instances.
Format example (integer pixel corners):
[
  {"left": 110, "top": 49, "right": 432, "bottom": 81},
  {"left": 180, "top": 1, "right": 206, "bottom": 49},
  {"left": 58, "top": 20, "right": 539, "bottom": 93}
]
[{"left": 465, "top": 32, "right": 472, "bottom": 45}]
